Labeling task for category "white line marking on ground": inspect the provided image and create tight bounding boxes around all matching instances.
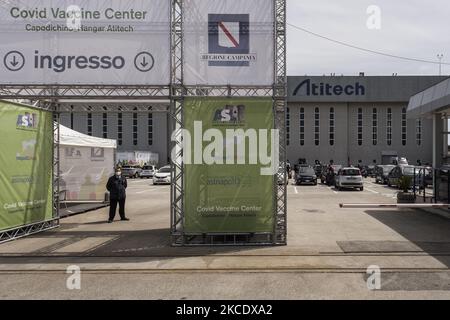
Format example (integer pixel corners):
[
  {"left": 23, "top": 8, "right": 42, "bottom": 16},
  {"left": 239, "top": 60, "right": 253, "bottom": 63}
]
[
  {"left": 366, "top": 188, "right": 379, "bottom": 194},
  {"left": 294, "top": 186, "right": 298, "bottom": 194}
]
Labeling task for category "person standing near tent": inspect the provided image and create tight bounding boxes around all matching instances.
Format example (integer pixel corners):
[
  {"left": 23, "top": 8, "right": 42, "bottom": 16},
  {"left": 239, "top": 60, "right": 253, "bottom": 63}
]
[{"left": 106, "top": 167, "right": 130, "bottom": 223}]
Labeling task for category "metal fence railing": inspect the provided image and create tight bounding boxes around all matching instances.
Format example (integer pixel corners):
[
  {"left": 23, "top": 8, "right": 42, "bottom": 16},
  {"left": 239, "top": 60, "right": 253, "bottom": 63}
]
[
  {"left": 433, "top": 168, "right": 450, "bottom": 204},
  {"left": 408, "top": 167, "right": 449, "bottom": 204}
]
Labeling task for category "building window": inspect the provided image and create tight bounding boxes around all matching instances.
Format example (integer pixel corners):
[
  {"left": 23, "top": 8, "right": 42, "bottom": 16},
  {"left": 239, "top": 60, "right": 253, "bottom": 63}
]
[
  {"left": 329, "top": 107, "right": 335, "bottom": 146},
  {"left": 102, "top": 113, "right": 108, "bottom": 138},
  {"left": 416, "top": 119, "right": 422, "bottom": 146},
  {"left": 133, "top": 109, "right": 138, "bottom": 146},
  {"left": 357, "top": 108, "right": 363, "bottom": 146},
  {"left": 314, "top": 107, "right": 320, "bottom": 146},
  {"left": 300, "top": 108, "right": 305, "bottom": 146},
  {"left": 148, "top": 109, "right": 153, "bottom": 146},
  {"left": 372, "top": 108, "right": 378, "bottom": 146},
  {"left": 286, "top": 107, "right": 290, "bottom": 146},
  {"left": 402, "top": 107, "right": 407, "bottom": 146},
  {"left": 387, "top": 108, "right": 392, "bottom": 146},
  {"left": 117, "top": 112, "right": 123, "bottom": 146},
  {"left": 87, "top": 113, "right": 92, "bottom": 136}
]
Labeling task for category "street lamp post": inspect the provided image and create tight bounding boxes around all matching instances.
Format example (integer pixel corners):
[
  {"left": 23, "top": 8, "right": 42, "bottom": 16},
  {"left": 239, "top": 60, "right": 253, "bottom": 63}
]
[{"left": 437, "top": 54, "right": 444, "bottom": 76}]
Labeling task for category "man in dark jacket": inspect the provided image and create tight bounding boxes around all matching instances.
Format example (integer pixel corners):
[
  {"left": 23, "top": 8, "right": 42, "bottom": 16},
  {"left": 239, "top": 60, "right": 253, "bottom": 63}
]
[{"left": 106, "top": 167, "right": 129, "bottom": 223}]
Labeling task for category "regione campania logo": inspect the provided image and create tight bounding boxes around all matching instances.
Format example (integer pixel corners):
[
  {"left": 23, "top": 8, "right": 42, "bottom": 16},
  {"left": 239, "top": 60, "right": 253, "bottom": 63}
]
[{"left": 203, "top": 14, "right": 256, "bottom": 67}]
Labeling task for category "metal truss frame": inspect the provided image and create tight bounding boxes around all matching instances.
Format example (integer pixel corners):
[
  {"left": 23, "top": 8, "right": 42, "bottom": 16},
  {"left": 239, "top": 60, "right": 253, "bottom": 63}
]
[
  {"left": 57, "top": 103, "right": 170, "bottom": 114},
  {"left": 273, "top": 0, "right": 288, "bottom": 245},
  {"left": 0, "top": 219, "right": 59, "bottom": 244},
  {"left": 170, "top": 0, "right": 287, "bottom": 246},
  {"left": 0, "top": 0, "right": 287, "bottom": 246},
  {"left": 0, "top": 99, "right": 60, "bottom": 243},
  {"left": 0, "top": 85, "right": 170, "bottom": 100}
]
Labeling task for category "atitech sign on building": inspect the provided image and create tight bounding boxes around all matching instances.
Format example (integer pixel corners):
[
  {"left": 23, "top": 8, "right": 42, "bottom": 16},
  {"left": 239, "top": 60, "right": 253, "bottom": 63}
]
[{"left": 0, "top": 0, "right": 170, "bottom": 85}]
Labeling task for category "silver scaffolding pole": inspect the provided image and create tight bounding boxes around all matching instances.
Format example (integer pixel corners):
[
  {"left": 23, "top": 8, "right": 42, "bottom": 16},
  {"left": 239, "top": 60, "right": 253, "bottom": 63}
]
[{"left": 169, "top": 0, "right": 287, "bottom": 246}]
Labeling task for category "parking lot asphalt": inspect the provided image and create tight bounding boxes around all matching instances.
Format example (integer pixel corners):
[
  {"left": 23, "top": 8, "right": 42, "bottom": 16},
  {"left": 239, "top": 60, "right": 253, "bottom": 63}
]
[{"left": 1, "top": 177, "right": 449, "bottom": 299}]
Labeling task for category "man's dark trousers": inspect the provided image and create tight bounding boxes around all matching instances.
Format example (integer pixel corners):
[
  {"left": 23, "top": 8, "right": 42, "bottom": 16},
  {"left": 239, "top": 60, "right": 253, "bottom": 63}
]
[{"left": 109, "top": 199, "right": 126, "bottom": 221}]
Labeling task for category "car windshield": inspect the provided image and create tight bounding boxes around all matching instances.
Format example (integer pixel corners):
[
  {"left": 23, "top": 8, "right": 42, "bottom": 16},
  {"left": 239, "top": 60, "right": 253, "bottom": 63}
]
[
  {"left": 300, "top": 168, "right": 315, "bottom": 175},
  {"left": 142, "top": 166, "right": 153, "bottom": 170},
  {"left": 403, "top": 167, "right": 416, "bottom": 175},
  {"left": 342, "top": 169, "right": 360, "bottom": 176},
  {"left": 383, "top": 166, "right": 394, "bottom": 173},
  {"left": 158, "top": 167, "right": 171, "bottom": 173}
]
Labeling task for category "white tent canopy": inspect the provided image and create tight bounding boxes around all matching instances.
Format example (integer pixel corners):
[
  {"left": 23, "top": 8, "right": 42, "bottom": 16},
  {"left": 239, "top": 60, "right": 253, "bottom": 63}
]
[{"left": 58, "top": 124, "right": 117, "bottom": 148}]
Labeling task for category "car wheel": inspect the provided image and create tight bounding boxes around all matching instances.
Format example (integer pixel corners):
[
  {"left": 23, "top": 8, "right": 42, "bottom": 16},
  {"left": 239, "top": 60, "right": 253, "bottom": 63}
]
[{"left": 360, "top": 187, "right": 364, "bottom": 191}]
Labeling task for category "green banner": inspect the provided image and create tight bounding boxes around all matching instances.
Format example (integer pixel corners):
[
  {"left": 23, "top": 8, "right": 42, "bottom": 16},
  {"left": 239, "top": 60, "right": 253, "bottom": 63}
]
[
  {"left": 184, "top": 98, "right": 274, "bottom": 233},
  {"left": 0, "top": 101, "right": 53, "bottom": 231}
]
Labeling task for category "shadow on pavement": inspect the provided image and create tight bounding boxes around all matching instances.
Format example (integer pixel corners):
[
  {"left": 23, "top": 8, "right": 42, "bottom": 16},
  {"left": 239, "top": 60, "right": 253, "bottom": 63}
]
[
  {"left": 338, "top": 209, "right": 450, "bottom": 268},
  {"left": 0, "top": 227, "right": 273, "bottom": 260}
]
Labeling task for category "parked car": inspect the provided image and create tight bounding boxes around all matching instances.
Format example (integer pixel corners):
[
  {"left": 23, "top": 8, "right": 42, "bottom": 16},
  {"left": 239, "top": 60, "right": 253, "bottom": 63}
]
[
  {"left": 140, "top": 165, "right": 156, "bottom": 179},
  {"left": 121, "top": 166, "right": 142, "bottom": 179},
  {"left": 366, "top": 165, "right": 376, "bottom": 177},
  {"left": 152, "top": 166, "right": 171, "bottom": 185},
  {"left": 313, "top": 164, "right": 323, "bottom": 178},
  {"left": 295, "top": 166, "right": 317, "bottom": 185},
  {"left": 277, "top": 166, "right": 289, "bottom": 185},
  {"left": 387, "top": 165, "right": 423, "bottom": 189},
  {"left": 335, "top": 168, "right": 364, "bottom": 191},
  {"left": 391, "top": 157, "right": 409, "bottom": 166},
  {"left": 423, "top": 167, "right": 433, "bottom": 187},
  {"left": 374, "top": 165, "right": 395, "bottom": 184},
  {"left": 322, "top": 165, "right": 342, "bottom": 186},
  {"left": 437, "top": 165, "right": 450, "bottom": 201}
]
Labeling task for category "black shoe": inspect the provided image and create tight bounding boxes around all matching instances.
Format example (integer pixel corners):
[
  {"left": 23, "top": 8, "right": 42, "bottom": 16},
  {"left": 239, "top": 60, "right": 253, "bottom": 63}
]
[
  {"left": 108, "top": 220, "right": 113, "bottom": 223},
  {"left": 120, "top": 217, "right": 130, "bottom": 221}
]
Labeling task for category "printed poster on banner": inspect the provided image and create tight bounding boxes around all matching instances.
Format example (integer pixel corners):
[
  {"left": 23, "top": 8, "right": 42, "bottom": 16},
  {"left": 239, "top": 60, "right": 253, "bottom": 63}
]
[
  {"left": 0, "top": 0, "right": 170, "bottom": 85},
  {"left": 182, "top": 98, "right": 275, "bottom": 233},
  {"left": 184, "top": 0, "right": 275, "bottom": 86},
  {"left": 0, "top": 101, "right": 53, "bottom": 231}
]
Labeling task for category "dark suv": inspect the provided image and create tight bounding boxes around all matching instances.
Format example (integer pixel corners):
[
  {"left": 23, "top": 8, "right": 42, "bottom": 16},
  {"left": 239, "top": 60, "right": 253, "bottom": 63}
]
[
  {"left": 374, "top": 165, "right": 395, "bottom": 184},
  {"left": 295, "top": 166, "right": 318, "bottom": 185},
  {"left": 387, "top": 165, "right": 423, "bottom": 189}
]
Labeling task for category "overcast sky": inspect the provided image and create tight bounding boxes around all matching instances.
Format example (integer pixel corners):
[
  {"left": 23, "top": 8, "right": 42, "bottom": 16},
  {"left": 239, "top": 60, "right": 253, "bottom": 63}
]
[{"left": 287, "top": 0, "right": 450, "bottom": 76}]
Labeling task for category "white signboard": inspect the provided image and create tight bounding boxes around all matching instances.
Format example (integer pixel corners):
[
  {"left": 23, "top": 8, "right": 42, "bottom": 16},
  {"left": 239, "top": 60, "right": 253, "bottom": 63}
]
[
  {"left": 0, "top": 0, "right": 170, "bottom": 85},
  {"left": 183, "top": 0, "right": 275, "bottom": 86},
  {"left": 60, "top": 146, "right": 115, "bottom": 202}
]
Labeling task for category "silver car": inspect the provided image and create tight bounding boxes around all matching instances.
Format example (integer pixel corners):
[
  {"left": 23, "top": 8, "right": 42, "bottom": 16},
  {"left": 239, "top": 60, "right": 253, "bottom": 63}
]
[
  {"left": 140, "top": 165, "right": 156, "bottom": 179},
  {"left": 335, "top": 167, "right": 364, "bottom": 191},
  {"left": 153, "top": 166, "right": 171, "bottom": 185}
]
